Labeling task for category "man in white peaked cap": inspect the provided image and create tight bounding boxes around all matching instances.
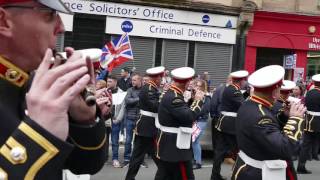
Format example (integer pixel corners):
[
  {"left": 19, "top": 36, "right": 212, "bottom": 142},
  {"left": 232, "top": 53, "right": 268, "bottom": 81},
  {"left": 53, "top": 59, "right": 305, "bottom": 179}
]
[
  {"left": 211, "top": 70, "right": 248, "bottom": 180},
  {"left": 125, "top": 66, "right": 165, "bottom": 180},
  {"left": 272, "top": 80, "right": 296, "bottom": 128},
  {"left": 155, "top": 67, "right": 205, "bottom": 180},
  {"left": 231, "top": 65, "right": 306, "bottom": 180},
  {"left": 297, "top": 74, "right": 320, "bottom": 174}
]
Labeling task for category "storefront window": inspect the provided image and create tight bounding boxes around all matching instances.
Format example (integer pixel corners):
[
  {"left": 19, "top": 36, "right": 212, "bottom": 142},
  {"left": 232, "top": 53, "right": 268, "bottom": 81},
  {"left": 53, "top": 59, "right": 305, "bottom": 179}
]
[{"left": 307, "top": 52, "right": 320, "bottom": 80}]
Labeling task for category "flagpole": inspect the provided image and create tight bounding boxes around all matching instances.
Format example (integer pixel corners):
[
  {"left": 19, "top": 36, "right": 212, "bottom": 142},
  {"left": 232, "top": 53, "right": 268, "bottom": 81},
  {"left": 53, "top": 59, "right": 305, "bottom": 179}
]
[{"left": 127, "top": 33, "right": 136, "bottom": 72}]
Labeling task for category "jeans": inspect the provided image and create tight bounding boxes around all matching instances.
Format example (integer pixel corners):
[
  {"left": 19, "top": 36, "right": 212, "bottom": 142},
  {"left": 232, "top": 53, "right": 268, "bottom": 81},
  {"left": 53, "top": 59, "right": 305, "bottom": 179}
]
[
  {"left": 111, "top": 121, "right": 122, "bottom": 160},
  {"left": 124, "top": 118, "right": 136, "bottom": 161},
  {"left": 106, "top": 127, "right": 111, "bottom": 161},
  {"left": 192, "top": 121, "right": 208, "bottom": 164}
]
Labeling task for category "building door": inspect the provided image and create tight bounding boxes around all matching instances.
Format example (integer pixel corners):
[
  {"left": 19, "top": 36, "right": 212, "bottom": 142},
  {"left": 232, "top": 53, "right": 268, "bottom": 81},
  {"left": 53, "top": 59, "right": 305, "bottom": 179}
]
[{"left": 256, "top": 48, "right": 295, "bottom": 79}]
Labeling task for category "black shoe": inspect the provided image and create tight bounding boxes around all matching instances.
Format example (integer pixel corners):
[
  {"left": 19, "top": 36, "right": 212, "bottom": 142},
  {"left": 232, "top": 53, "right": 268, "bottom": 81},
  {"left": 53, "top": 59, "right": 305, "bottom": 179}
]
[
  {"left": 140, "top": 161, "right": 148, "bottom": 168},
  {"left": 297, "top": 167, "right": 312, "bottom": 174},
  {"left": 122, "top": 160, "right": 130, "bottom": 168},
  {"left": 193, "top": 163, "right": 202, "bottom": 170}
]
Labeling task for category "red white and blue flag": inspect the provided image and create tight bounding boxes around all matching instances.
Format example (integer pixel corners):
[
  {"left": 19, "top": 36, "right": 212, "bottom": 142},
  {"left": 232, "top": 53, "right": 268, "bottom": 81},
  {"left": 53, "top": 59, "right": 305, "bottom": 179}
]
[{"left": 100, "top": 33, "right": 133, "bottom": 72}]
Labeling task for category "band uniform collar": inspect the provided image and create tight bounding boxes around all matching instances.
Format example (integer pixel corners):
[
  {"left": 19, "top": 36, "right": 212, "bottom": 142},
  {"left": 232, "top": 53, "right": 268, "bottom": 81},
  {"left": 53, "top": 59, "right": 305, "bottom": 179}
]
[
  {"left": 250, "top": 95, "right": 273, "bottom": 109},
  {"left": 0, "top": 55, "right": 29, "bottom": 87},
  {"left": 231, "top": 83, "right": 240, "bottom": 90},
  {"left": 148, "top": 80, "right": 158, "bottom": 89},
  {"left": 170, "top": 84, "right": 184, "bottom": 95}
]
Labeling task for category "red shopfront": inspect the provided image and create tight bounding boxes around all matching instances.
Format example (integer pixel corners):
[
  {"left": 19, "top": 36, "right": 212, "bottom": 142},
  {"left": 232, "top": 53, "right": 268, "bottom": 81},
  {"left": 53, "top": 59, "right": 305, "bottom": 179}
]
[{"left": 245, "top": 11, "right": 320, "bottom": 81}]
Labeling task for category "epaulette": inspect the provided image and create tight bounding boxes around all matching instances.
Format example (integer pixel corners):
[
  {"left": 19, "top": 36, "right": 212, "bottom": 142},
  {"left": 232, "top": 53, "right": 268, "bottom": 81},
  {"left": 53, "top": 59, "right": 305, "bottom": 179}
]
[{"left": 0, "top": 56, "right": 29, "bottom": 87}]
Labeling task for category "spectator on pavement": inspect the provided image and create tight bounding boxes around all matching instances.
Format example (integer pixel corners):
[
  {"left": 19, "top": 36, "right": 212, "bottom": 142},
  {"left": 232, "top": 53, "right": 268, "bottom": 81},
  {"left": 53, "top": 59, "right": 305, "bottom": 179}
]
[
  {"left": 123, "top": 73, "right": 143, "bottom": 167},
  {"left": 107, "top": 75, "right": 126, "bottom": 168}
]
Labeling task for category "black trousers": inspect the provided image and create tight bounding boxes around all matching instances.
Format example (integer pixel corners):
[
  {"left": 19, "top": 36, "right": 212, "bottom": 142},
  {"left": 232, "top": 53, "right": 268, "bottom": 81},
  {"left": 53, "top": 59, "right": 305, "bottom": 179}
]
[
  {"left": 125, "top": 135, "right": 159, "bottom": 180},
  {"left": 211, "top": 117, "right": 219, "bottom": 157},
  {"left": 211, "top": 131, "right": 237, "bottom": 179},
  {"left": 154, "top": 159, "right": 194, "bottom": 180},
  {"left": 105, "top": 127, "right": 111, "bottom": 162},
  {"left": 312, "top": 135, "right": 320, "bottom": 158},
  {"left": 299, "top": 131, "right": 320, "bottom": 164}
]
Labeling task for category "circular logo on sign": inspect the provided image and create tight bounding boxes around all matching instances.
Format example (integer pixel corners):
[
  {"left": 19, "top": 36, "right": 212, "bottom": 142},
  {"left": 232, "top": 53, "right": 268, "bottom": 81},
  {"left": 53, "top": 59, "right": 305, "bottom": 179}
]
[
  {"left": 202, "top": 15, "right": 210, "bottom": 24},
  {"left": 121, "top": 21, "right": 133, "bottom": 33}
]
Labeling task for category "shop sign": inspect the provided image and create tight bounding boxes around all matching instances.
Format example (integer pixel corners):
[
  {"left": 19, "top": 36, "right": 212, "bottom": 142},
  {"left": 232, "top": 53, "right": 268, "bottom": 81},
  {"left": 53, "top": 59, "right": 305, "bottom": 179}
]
[
  {"left": 61, "top": 0, "right": 237, "bottom": 29},
  {"left": 309, "top": 37, "right": 320, "bottom": 50},
  {"left": 106, "top": 17, "right": 236, "bottom": 44},
  {"left": 283, "top": 54, "right": 296, "bottom": 69}
]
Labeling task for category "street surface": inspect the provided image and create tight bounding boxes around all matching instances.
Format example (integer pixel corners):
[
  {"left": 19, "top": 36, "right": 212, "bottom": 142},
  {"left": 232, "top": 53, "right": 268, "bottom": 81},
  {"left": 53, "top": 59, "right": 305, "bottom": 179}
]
[{"left": 91, "top": 147, "right": 320, "bottom": 180}]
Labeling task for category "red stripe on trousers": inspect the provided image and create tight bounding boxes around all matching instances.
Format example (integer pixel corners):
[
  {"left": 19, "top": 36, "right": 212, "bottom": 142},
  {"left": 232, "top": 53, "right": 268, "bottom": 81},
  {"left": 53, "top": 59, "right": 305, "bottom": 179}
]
[
  {"left": 179, "top": 162, "right": 188, "bottom": 180},
  {"left": 286, "top": 161, "right": 295, "bottom": 180}
]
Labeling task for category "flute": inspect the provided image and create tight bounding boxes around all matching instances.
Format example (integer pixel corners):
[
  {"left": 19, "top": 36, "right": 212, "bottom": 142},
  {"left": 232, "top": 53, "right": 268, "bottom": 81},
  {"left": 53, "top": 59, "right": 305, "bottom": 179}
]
[{"left": 53, "top": 49, "right": 103, "bottom": 106}]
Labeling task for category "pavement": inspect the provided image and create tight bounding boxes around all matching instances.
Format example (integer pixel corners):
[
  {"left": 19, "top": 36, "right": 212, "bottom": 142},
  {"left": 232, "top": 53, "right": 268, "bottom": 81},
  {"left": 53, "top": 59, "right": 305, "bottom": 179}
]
[{"left": 90, "top": 146, "right": 320, "bottom": 180}]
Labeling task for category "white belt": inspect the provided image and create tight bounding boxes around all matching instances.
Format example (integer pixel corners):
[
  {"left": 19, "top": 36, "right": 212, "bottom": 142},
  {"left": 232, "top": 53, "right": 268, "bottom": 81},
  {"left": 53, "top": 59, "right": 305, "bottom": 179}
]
[
  {"left": 238, "top": 151, "right": 263, "bottom": 169},
  {"left": 140, "top": 110, "right": 157, "bottom": 118},
  {"left": 307, "top": 111, "right": 320, "bottom": 116},
  {"left": 155, "top": 113, "right": 193, "bottom": 149},
  {"left": 221, "top": 111, "right": 237, "bottom": 117},
  {"left": 140, "top": 110, "right": 181, "bottom": 134},
  {"left": 238, "top": 151, "right": 287, "bottom": 180},
  {"left": 155, "top": 116, "right": 179, "bottom": 134}
]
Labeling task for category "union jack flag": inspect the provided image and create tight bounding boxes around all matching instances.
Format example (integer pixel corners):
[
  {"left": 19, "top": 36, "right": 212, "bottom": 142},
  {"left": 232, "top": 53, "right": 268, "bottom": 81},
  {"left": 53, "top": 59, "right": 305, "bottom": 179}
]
[{"left": 100, "top": 33, "right": 133, "bottom": 72}]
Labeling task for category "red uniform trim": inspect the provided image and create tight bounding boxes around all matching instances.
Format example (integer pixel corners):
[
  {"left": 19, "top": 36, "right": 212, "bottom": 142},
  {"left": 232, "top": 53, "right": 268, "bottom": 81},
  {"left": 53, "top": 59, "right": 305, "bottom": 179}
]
[
  {"left": 172, "top": 77, "right": 192, "bottom": 84},
  {"left": 148, "top": 80, "right": 158, "bottom": 89},
  {"left": 179, "top": 162, "right": 188, "bottom": 180},
  {"left": 231, "top": 83, "right": 240, "bottom": 90},
  {"left": 250, "top": 95, "right": 273, "bottom": 109},
  {"left": 148, "top": 72, "right": 164, "bottom": 78},
  {"left": 286, "top": 161, "right": 295, "bottom": 180},
  {"left": 170, "top": 85, "right": 184, "bottom": 95},
  {"left": 254, "top": 79, "right": 283, "bottom": 92},
  {"left": 0, "top": 63, "right": 7, "bottom": 75},
  {"left": 0, "top": 0, "right": 31, "bottom": 5}
]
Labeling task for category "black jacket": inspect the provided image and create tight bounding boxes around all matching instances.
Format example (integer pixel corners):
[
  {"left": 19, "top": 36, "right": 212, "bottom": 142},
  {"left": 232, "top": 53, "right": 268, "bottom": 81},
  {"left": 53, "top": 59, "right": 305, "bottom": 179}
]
[
  {"left": 118, "top": 77, "right": 132, "bottom": 91},
  {"left": 135, "top": 81, "right": 160, "bottom": 138},
  {"left": 125, "top": 86, "right": 141, "bottom": 120},
  {"left": 271, "top": 99, "right": 289, "bottom": 129},
  {"left": 0, "top": 61, "right": 106, "bottom": 179},
  {"left": 156, "top": 85, "right": 203, "bottom": 162},
  {"left": 305, "top": 87, "right": 320, "bottom": 132},
  {"left": 191, "top": 95, "right": 211, "bottom": 122},
  {"left": 210, "top": 84, "right": 226, "bottom": 119},
  {"left": 231, "top": 95, "right": 303, "bottom": 180},
  {"left": 215, "top": 84, "right": 244, "bottom": 134}
]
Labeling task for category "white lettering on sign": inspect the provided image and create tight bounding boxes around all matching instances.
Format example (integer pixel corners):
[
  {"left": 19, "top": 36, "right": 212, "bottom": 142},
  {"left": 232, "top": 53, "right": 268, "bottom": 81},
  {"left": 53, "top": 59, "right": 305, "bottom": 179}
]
[
  {"left": 106, "top": 17, "right": 236, "bottom": 44},
  {"left": 309, "top": 37, "right": 320, "bottom": 50},
  {"left": 61, "top": 0, "right": 237, "bottom": 29}
]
